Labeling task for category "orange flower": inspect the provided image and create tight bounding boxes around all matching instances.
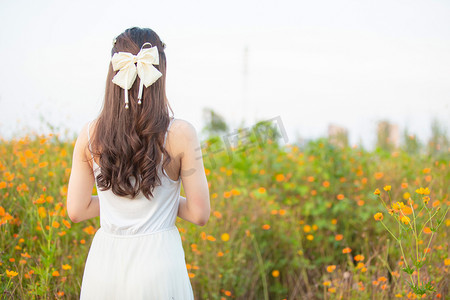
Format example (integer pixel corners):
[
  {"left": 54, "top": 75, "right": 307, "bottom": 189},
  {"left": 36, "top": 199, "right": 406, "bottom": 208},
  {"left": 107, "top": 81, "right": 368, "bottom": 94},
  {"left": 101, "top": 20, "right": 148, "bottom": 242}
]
[
  {"left": 272, "top": 270, "right": 280, "bottom": 277},
  {"left": 335, "top": 234, "right": 343, "bottom": 241},
  {"left": 322, "top": 181, "right": 330, "bottom": 188},
  {"left": 423, "top": 227, "right": 432, "bottom": 234},
  {"left": 326, "top": 265, "right": 336, "bottom": 272},
  {"left": 354, "top": 254, "right": 365, "bottom": 261},
  {"left": 206, "top": 235, "right": 216, "bottom": 241},
  {"left": 83, "top": 226, "right": 96, "bottom": 235},
  {"left": 262, "top": 224, "right": 270, "bottom": 230},
  {"left": 275, "top": 174, "right": 285, "bottom": 182},
  {"left": 258, "top": 187, "right": 266, "bottom": 194},
  {"left": 62, "top": 219, "right": 71, "bottom": 229},
  {"left": 337, "top": 194, "right": 345, "bottom": 200},
  {"left": 303, "top": 225, "right": 311, "bottom": 232},
  {"left": 52, "top": 270, "right": 60, "bottom": 277},
  {"left": 374, "top": 172, "right": 384, "bottom": 180},
  {"left": 342, "top": 247, "right": 352, "bottom": 254},
  {"left": 373, "top": 188, "right": 380, "bottom": 195}
]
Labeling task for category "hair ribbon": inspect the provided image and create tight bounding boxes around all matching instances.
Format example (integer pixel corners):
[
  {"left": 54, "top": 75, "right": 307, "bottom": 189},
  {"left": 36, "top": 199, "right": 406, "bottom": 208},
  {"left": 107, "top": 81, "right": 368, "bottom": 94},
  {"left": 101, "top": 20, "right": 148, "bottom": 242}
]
[{"left": 111, "top": 42, "right": 162, "bottom": 109}]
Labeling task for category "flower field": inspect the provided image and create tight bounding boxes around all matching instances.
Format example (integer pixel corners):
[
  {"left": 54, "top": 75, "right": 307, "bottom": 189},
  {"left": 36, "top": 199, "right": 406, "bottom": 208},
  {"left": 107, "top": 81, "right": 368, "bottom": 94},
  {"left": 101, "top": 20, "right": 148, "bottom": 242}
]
[{"left": 0, "top": 127, "right": 449, "bottom": 299}]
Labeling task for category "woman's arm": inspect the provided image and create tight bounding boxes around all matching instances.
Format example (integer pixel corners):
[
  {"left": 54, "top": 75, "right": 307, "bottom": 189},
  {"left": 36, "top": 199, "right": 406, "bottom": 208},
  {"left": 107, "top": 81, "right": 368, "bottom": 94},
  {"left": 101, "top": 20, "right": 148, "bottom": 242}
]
[
  {"left": 177, "top": 195, "right": 200, "bottom": 225},
  {"left": 66, "top": 122, "right": 100, "bottom": 223},
  {"left": 173, "top": 120, "right": 210, "bottom": 226}
]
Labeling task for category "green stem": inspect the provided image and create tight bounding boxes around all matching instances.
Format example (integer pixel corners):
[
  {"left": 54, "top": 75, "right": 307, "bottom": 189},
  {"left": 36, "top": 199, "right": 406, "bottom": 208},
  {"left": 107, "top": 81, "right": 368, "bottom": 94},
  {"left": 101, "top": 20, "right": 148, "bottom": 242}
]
[
  {"left": 408, "top": 201, "right": 419, "bottom": 284},
  {"left": 379, "top": 220, "right": 398, "bottom": 242},
  {"left": 378, "top": 195, "right": 390, "bottom": 212},
  {"left": 250, "top": 234, "right": 269, "bottom": 300}
]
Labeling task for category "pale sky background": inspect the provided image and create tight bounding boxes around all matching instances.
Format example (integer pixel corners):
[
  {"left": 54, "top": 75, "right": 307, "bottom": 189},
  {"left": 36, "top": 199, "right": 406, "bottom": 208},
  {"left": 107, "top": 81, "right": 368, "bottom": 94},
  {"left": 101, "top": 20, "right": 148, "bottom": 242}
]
[{"left": 0, "top": 0, "right": 449, "bottom": 150}]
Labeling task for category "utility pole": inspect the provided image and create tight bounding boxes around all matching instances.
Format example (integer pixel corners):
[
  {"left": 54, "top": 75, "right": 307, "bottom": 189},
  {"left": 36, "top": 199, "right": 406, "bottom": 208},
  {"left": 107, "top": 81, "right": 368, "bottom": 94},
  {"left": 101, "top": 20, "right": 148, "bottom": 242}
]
[{"left": 242, "top": 45, "right": 249, "bottom": 126}]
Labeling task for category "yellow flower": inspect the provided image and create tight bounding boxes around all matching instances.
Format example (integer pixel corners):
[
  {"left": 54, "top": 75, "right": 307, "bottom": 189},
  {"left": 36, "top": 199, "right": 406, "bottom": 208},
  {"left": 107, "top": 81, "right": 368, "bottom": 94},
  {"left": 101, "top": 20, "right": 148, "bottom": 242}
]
[
  {"left": 392, "top": 202, "right": 405, "bottom": 211},
  {"left": 445, "top": 258, "right": 450, "bottom": 266},
  {"left": 6, "top": 270, "right": 18, "bottom": 278},
  {"left": 62, "top": 264, "right": 72, "bottom": 270},
  {"left": 374, "top": 188, "right": 381, "bottom": 195},
  {"left": 388, "top": 209, "right": 394, "bottom": 216},
  {"left": 415, "top": 187, "right": 430, "bottom": 195},
  {"left": 272, "top": 270, "right": 280, "bottom": 277},
  {"left": 221, "top": 233, "right": 230, "bottom": 242},
  {"left": 374, "top": 213, "right": 383, "bottom": 221},
  {"left": 383, "top": 185, "right": 391, "bottom": 191},
  {"left": 400, "top": 215, "right": 410, "bottom": 225},
  {"left": 422, "top": 196, "right": 430, "bottom": 204}
]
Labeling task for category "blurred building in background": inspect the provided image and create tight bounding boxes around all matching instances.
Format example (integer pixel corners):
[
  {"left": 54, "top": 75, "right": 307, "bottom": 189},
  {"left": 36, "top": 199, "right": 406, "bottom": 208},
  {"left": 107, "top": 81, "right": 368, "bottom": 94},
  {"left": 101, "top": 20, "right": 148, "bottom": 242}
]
[
  {"left": 376, "top": 120, "right": 400, "bottom": 151},
  {"left": 328, "top": 123, "right": 349, "bottom": 148}
]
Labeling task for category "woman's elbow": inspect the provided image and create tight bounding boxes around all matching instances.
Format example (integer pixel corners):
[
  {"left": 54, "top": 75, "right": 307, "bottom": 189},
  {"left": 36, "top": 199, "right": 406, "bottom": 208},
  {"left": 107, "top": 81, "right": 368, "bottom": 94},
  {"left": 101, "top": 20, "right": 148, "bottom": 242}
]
[
  {"left": 66, "top": 199, "right": 80, "bottom": 223},
  {"left": 196, "top": 210, "right": 211, "bottom": 227},
  {"left": 67, "top": 211, "right": 80, "bottom": 223}
]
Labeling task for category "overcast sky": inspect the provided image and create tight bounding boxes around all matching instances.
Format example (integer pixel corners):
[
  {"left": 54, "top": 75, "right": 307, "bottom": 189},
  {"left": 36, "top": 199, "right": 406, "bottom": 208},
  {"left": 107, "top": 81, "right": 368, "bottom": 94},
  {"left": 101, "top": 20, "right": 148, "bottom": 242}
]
[{"left": 0, "top": 0, "right": 449, "bottom": 150}]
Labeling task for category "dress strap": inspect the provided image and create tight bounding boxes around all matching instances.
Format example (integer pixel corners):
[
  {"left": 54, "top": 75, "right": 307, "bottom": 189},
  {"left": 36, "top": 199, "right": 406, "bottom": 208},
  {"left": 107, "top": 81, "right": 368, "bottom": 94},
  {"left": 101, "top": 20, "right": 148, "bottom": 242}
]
[
  {"left": 161, "top": 117, "right": 175, "bottom": 164},
  {"left": 87, "top": 120, "right": 94, "bottom": 161}
]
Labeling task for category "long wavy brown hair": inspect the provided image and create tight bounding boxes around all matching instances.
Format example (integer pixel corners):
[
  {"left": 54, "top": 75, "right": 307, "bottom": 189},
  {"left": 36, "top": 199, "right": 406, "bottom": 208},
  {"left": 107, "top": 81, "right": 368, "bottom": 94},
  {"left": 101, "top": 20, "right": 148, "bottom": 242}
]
[{"left": 89, "top": 27, "right": 174, "bottom": 199}]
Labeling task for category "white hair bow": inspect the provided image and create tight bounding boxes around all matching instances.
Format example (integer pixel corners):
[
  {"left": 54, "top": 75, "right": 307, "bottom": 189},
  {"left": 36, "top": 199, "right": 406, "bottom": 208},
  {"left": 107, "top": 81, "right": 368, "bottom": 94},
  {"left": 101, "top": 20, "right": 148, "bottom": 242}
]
[{"left": 111, "top": 42, "right": 163, "bottom": 109}]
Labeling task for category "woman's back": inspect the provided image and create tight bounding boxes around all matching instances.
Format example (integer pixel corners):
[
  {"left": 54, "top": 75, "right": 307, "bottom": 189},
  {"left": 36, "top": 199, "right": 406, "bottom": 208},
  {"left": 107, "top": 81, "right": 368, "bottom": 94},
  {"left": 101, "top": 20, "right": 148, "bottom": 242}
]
[
  {"left": 88, "top": 117, "right": 182, "bottom": 236},
  {"left": 79, "top": 117, "right": 195, "bottom": 299}
]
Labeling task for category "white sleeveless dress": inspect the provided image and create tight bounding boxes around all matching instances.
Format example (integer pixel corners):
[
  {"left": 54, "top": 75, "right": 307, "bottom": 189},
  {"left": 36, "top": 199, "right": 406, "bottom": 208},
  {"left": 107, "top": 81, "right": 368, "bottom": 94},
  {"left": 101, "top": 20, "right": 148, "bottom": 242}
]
[{"left": 79, "top": 118, "right": 194, "bottom": 300}]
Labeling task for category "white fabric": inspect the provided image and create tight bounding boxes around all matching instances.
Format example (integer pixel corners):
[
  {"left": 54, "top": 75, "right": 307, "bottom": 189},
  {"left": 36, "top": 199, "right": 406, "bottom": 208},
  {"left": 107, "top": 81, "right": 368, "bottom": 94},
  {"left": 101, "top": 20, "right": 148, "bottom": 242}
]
[
  {"left": 80, "top": 118, "right": 194, "bottom": 299},
  {"left": 111, "top": 42, "right": 163, "bottom": 107}
]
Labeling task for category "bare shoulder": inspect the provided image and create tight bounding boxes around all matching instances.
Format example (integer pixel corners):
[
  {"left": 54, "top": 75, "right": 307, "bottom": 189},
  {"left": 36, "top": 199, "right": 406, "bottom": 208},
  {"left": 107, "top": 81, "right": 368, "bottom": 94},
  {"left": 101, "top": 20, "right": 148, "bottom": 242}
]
[
  {"left": 75, "top": 119, "right": 98, "bottom": 165},
  {"left": 168, "top": 118, "right": 200, "bottom": 156},
  {"left": 169, "top": 118, "right": 199, "bottom": 141}
]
